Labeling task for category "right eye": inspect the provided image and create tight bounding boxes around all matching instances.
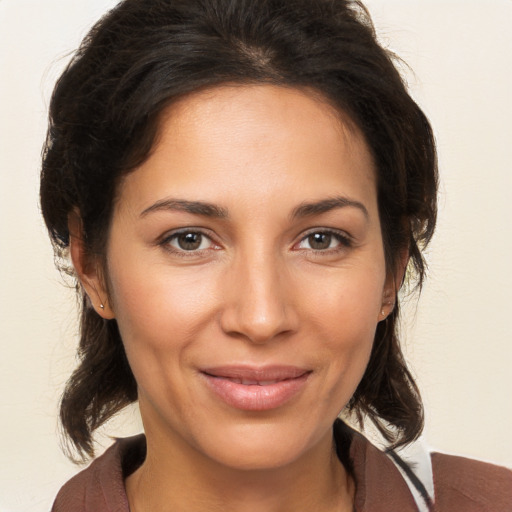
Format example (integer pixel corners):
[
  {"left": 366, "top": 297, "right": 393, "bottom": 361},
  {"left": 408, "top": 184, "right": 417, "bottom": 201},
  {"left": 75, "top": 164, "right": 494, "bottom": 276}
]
[{"left": 163, "top": 230, "right": 216, "bottom": 253}]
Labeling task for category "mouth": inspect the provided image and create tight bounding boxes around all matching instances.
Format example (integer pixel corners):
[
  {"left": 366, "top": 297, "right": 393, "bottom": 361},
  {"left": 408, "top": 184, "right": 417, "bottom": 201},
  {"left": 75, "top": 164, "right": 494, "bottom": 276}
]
[{"left": 200, "top": 365, "right": 311, "bottom": 411}]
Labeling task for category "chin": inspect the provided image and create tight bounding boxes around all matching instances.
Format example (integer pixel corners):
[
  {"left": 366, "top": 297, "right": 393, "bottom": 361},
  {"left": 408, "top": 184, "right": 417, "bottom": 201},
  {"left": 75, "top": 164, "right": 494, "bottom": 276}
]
[{"left": 194, "top": 417, "right": 330, "bottom": 471}]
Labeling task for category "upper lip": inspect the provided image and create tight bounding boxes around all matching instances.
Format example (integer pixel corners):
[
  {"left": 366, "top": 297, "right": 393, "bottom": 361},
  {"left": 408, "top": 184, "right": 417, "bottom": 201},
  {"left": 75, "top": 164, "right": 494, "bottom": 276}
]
[{"left": 201, "top": 365, "right": 310, "bottom": 382}]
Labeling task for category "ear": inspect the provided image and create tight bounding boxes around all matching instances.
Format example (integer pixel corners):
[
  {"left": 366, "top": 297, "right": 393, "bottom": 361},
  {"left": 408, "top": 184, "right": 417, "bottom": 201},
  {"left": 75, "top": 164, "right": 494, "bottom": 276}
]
[
  {"left": 379, "top": 248, "right": 409, "bottom": 321},
  {"left": 68, "top": 210, "right": 115, "bottom": 319}
]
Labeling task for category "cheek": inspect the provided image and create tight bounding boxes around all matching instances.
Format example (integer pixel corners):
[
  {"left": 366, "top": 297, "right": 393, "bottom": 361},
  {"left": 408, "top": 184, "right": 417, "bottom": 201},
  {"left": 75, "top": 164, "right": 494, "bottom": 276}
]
[
  {"left": 106, "top": 260, "right": 218, "bottom": 409},
  {"left": 109, "top": 256, "right": 218, "bottom": 344},
  {"left": 105, "top": 263, "right": 191, "bottom": 396},
  {"left": 316, "top": 318, "right": 377, "bottom": 417},
  {"left": 300, "top": 262, "right": 384, "bottom": 337},
  {"left": 300, "top": 266, "right": 384, "bottom": 402}
]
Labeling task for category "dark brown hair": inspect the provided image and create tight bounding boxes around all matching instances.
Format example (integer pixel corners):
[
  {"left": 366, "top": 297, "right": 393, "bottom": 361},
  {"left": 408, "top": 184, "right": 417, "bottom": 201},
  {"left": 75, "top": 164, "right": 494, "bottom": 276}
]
[{"left": 40, "top": 0, "right": 437, "bottom": 461}]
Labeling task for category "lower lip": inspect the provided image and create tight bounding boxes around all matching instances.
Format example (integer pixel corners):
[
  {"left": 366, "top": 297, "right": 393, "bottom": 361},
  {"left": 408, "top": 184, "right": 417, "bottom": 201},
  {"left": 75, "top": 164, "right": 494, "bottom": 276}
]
[{"left": 201, "top": 373, "right": 310, "bottom": 411}]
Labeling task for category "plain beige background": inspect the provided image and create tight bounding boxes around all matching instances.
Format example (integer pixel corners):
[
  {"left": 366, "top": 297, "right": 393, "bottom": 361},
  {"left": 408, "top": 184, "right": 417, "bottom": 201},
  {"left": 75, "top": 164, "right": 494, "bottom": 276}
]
[{"left": 1, "top": 1, "right": 511, "bottom": 510}]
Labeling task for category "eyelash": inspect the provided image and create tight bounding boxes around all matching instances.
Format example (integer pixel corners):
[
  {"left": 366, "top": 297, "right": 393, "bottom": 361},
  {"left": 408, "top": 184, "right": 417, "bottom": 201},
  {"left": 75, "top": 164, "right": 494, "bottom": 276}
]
[
  {"left": 159, "top": 229, "right": 218, "bottom": 257},
  {"left": 158, "top": 228, "right": 353, "bottom": 257},
  {"left": 295, "top": 229, "right": 353, "bottom": 254}
]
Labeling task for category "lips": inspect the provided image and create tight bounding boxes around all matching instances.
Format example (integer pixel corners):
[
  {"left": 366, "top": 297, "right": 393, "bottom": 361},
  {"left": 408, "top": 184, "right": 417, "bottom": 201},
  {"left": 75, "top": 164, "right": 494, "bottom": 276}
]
[
  {"left": 222, "top": 378, "right": 284, "bottom": 386},
  {"left": 200, "top": 365, "right": 311, "bottom": 411}
]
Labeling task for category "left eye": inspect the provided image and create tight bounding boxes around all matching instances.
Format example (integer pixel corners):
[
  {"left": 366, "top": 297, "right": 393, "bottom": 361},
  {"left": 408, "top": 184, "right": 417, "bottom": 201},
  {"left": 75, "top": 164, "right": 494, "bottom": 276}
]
[
  {"left": 167, "top": 231, "right": 213, "bottom": 251},
  {"left": 297, "top": 231, "right": 348, "bottom": 251}
]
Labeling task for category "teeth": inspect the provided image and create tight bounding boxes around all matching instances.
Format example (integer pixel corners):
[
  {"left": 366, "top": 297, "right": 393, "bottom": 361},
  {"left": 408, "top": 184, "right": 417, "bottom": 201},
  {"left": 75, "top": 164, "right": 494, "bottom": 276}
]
[{"left": 237, "top": 379, "right": 279, "bottom": 386}]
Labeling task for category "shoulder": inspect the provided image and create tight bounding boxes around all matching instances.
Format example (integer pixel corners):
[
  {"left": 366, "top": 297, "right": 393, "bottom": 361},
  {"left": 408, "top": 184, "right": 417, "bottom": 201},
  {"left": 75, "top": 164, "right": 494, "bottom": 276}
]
[
  {"left": 337, "top": 422, "right": 422, "bottom": 511},
  {"left": 432, "top": 452, "right": 512, "bottom": 511},
  {"left": 335, "top": 420, "right": 512, "bottom": 512},
  {"left": 51, "top": 435, "right": 145, "bottom": 512}
]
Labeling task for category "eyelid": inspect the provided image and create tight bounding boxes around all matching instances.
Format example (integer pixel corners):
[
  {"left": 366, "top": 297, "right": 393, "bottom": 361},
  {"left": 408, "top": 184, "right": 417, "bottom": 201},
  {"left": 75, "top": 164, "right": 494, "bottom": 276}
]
[
  {"left": 158, "top": 227, "right": 220, "bottom": 255},
  {"left": 156, "top": 226, "right": 353, "bottom": 256},
  {"left": 294, "top": 228, "right": 354, "bottom": 251}
]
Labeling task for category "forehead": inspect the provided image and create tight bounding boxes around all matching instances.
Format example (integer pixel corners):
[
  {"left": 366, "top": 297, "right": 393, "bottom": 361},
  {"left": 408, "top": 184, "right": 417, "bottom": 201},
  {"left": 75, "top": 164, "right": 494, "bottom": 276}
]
[
  {"left": 118, "top": 84, "right": 377, "bottom": 218},
  {"left": 158, "top": 84, "right": 369, "bottom": 166}
]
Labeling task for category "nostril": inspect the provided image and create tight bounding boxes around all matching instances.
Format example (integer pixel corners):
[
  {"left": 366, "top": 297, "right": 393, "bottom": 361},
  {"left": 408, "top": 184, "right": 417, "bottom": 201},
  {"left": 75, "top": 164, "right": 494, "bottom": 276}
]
[{"left": 219, "top": 305, "right": 298, "bottom": 345}]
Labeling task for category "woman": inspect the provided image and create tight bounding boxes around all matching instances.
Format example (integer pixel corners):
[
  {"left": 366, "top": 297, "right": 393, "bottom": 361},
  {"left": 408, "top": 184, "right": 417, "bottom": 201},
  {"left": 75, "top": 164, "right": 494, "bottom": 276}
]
[{"left": 40, "top": 0, "right": 511, "bottom": 510}]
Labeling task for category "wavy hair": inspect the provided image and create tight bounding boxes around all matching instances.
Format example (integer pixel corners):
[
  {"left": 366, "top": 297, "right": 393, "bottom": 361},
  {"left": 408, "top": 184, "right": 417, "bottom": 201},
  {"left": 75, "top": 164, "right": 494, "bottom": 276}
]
[{"left": 40, "top": 0, "right": 437, "bottom": 460}]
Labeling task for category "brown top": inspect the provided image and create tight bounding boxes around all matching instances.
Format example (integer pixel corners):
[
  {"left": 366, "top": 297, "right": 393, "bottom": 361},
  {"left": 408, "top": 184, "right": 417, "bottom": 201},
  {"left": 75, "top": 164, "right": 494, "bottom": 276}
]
[{"left": 52, "top": 430, "right": 512, "bottom": 512}]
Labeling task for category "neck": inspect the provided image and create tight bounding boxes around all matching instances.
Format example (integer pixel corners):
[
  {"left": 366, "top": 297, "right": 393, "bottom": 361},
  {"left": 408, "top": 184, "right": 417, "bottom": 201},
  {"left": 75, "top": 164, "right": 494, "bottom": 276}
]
[{"left": 126, "top": 425, "right": 354, "bottom": 512}]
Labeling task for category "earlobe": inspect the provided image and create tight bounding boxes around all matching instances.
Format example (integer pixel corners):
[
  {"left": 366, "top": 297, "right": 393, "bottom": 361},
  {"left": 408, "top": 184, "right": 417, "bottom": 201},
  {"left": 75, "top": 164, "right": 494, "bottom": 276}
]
[
  {"left": 379, "top": 291, "right": 395, "bottom": 321},
  {"left": 89, "top": 281, "right": 114, "bottom": 319},
  {"left": 68, "top": 210, "right": 115, "bottom": 320}
]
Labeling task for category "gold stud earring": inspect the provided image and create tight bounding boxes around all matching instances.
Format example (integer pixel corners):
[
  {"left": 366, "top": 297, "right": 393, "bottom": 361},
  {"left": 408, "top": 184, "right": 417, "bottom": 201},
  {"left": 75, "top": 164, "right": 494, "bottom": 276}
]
[
  {"left": 381, "top": 301, "right": 394, "bottom": 318},
  {"left": 91, "top": 283, "right": 106, "bottom": 312}
]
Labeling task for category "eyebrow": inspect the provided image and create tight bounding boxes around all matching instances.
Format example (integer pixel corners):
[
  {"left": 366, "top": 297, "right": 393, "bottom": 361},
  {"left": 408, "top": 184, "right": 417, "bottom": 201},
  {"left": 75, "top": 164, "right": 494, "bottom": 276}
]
[
  {"left": 291, "top": 196, "right": 369, "bottom": 220},
  {"left": 140, "top": 195, "right": 368, "bottom": 221},
  {"left": 140, "top": 198, "right": 229, "bottom": 218}
]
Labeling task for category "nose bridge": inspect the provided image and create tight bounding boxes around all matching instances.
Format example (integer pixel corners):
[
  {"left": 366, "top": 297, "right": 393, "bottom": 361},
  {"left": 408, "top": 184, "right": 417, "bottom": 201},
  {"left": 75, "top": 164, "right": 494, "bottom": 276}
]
[{"left": 220, "top": 243, "right": 296, "bottom": 343}]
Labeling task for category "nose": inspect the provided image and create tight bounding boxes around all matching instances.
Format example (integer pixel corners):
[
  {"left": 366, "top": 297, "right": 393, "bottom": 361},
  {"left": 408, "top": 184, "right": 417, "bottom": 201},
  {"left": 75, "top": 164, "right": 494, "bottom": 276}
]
[{"left": 219, "top": 250, "right": 299, "bottom": 344}]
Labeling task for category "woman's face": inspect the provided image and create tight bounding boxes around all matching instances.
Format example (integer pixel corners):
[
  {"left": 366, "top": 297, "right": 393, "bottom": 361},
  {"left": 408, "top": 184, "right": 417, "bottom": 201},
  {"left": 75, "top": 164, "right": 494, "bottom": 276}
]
[{"left": 100, "top": 85, "right": 392, "bottom": 470}]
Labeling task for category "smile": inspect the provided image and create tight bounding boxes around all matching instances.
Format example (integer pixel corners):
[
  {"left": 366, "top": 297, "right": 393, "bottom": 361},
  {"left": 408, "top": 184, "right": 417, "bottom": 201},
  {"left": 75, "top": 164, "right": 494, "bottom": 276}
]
[
  {"left": 201, "top": 366, "right": 311, "bottom": 411},
  {"left": 223, "top": 378, "right": 284, "bottom": 385}
]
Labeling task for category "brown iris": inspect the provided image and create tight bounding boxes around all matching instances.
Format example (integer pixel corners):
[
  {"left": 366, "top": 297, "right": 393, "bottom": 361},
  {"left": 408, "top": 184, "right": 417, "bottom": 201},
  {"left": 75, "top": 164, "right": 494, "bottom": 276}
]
[
  {"left": 307, "top": 233, "right": 333, "bottom": 250},
  {"left": 177, "top": 232, "right": 203, "bottom": 250}
]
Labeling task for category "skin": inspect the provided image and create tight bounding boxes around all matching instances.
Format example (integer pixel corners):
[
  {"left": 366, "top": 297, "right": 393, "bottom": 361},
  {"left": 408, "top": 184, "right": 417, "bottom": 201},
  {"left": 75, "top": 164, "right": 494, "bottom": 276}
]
[{"left": 71, "top": 85, "right": 397, "bottom": 512}]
